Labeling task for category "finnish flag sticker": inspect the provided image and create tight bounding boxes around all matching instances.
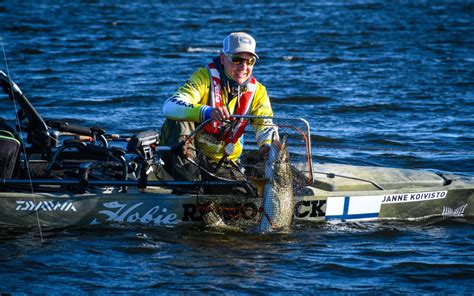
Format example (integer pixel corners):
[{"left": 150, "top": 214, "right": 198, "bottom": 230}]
[{"left": 325, "top": 195, "right": 383, "bottom": 222}]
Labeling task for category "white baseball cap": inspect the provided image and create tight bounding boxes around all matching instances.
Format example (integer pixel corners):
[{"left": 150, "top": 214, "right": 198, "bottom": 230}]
[{"left": 222, "top": 32, "right": 259, "bottom": 59}]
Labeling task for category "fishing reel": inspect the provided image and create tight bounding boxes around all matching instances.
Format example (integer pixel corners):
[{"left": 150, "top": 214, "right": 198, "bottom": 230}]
[
  {"left": 127, "top": 130, "right": 160, "bottom": 162},
  {"left": 127, "top": 130, "right": 162, "bottom": 188}
]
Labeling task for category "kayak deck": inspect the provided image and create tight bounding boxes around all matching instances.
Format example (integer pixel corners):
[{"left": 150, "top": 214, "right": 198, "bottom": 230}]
[{"left": 311, "top": 163, "right": 446, "bottom": 192}]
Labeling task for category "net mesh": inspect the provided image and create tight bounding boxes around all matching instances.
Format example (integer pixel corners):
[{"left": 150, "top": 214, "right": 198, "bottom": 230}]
[{"left": 182, "top": 116, "right": 313, "bottom": 189}]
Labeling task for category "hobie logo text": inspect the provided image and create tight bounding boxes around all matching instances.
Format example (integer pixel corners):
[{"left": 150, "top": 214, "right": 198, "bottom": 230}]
[{"left": 92, "top": 202, "right": 178, "bottom": 225}]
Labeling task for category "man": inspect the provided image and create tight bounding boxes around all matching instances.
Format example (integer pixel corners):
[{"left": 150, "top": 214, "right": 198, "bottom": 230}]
[{"left": 160, "top": 32, "right": 274, "bottom": 184}]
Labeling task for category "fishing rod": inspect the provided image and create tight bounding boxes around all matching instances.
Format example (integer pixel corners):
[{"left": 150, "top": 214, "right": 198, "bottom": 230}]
[
  {"left": 1, "top": 179, "right": 249, "bottom": 188},
  {"left": 1, "top": 178, "right": 258, "bottom": 198},
  {"left": 1, "top": 37, "right": 45, "bottom": 242}
]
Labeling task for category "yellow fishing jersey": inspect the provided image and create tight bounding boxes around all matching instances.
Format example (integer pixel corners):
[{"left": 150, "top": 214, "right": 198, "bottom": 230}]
[{"left": 162, "top": 67, "right": 274, "bottom": 162}]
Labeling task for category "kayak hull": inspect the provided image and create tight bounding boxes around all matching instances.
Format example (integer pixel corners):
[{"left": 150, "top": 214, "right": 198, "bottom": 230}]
[{"left": 1, "top": 166, "right": 473, "bottom": 229}]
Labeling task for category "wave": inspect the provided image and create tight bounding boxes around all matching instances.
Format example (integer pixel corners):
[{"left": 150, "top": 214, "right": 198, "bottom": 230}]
[
  {"left": 367, "top": 138, "right": 406, "bottom": 147},
  {"left": 346, "top": 42, "right": 381, "bottom": 50},
  {"left": 357, "top": 249, "right": 421, "bottom": 258},
  {"left": 18, "top": 48, "right": 44, "bottom": 55},
  {"left": 279, "top": 55, "right": 368, "bottom": 63},
  {"left": 314, "top": 263, "right": 365, "bottom": 273},
  {"left": 319, "top": 56, "right": 345, "bottom": 63},
  {"left": 310, "top": 134, "right": 344, "bottom": 144},
  {"left": 29, "top": 68, "right": 55, "bottom": 75},
  {"left": 53, "top": 95, "right": 155, "bottom": 107},
  {"left": 160, "top": 53, "right": 184, "bottom": 59},
  {"left": 347, "top": 3, "right": 384, "bottom": 10},
  {"left": 391, "top": 261, "right": 469, "bottom": 271},
  {"left": 332, "top": 103, "right": 410, "bottom": 113},
  {"left": 186, "top": 47, "right": 219, "bottom": 53},
  {"left": 6, "top": 25, "right": 53, "bottom": 33},
  {"left": 282, "top": 56, "right": 304, "bottom": 61},
  {"left": 273, "top": 96, "right": 333, "bottom": 104}
]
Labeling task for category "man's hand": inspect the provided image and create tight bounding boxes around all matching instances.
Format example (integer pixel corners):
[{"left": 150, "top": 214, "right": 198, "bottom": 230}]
[
  {"left": 259, "top": 144, "right": 271, "bottom": 161},
  {"left": 210, "top": 106, "right": 230, "bottom": 122}
]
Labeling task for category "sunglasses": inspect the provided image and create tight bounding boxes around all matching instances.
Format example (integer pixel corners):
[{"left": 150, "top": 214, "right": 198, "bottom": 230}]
[{"left": 226, "top": 55, "right": 256, "bottom": 66}]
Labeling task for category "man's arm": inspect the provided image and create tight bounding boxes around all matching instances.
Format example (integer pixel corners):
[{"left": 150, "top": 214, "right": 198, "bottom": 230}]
[
  {"left": 251, "top": 84, "right": 274, "bottom": 144},
  {"left": 162, "top": 68, "right": 212, "bottom": 123},
  {"left": 250, "top": 83, "right": 275, "bottom": 159}
]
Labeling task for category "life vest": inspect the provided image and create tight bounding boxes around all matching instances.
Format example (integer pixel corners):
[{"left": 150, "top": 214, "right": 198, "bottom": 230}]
[{"left": 204, "top": 63, "right": 257, "bottom": 144}]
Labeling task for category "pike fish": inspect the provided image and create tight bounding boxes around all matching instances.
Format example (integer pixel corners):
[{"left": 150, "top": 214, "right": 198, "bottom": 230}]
[{"left": 257, "top": 134, "right": 294, "bottom": 233}]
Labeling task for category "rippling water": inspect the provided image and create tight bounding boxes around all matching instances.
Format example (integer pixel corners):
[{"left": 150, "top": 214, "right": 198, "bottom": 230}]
[{"left": 0, "top": 1, "right": 473, "bottom": 294}]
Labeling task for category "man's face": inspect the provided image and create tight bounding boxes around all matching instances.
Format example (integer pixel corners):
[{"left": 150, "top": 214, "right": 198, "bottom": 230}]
[{"left": 220, "top": 52, "right": 256, "bottom": 85}]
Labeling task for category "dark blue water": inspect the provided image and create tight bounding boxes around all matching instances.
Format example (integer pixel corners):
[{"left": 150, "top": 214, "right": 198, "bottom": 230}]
[{"left": 1, "top": 1, "right": 473, "bottom": 294}]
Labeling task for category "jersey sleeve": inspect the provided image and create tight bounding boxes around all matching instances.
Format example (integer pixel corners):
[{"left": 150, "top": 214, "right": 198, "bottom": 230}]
[
  {"left": 250, "top": 83, "right": 275, "bottom": 147},
  {"left": 162, "top": 68, "right": 212, "bottom": 122}
]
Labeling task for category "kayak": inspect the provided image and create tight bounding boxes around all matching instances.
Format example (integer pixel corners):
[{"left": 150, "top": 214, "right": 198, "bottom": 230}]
[
  {"left": 1, "top": 163, "right": 473, "bottom": 228},
  {"left": 0, "top": 71, "right": 472, "bottom": 230}
]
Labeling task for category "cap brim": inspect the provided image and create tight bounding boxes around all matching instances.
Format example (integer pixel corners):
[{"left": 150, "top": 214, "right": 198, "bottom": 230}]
[{"left": 223, "top": 50, "right": 259, "bottom": 59}]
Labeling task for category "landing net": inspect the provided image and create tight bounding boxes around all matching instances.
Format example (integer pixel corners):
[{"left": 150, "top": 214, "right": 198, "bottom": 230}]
[{"left": 182, "top": 115, "right": 313, "bottom": 188}]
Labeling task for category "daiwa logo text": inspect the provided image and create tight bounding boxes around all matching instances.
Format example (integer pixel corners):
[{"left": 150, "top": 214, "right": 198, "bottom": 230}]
[{"left": 16, "top": 200, "right": 77, "bottom": 212}]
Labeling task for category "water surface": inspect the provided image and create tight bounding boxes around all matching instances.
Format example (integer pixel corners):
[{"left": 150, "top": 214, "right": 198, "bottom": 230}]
[{"left": 0, "top": 1, "right": 473, "bottom": 294}]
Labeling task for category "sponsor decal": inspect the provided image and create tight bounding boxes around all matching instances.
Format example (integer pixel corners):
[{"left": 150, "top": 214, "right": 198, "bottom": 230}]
[
  {"left": 169, "top": 96, "right": 194, "bottom": 108},
  {"left": 182, "top": 202, "right": 259, "bottom": 221},
  {"left": 16, "top": 200, "right": 77, "bottom": 212},
  {"left": 326, "top": 195, "right": 383, "bottom": 222},
  {"left": 183, "top": 201, "right": 327, "bottom": 222},
  {"left": 442, "top": 204, "right": 468, "bottom": 217},
  {"left": 381, "top": 191, "right": 447, "bottom": 204},
  {"left": 213, "top": 80, "right": 222, "bottom": 104},
  {"left": 91, "top": 201, "right": 178, "bottom": 225},
  {"left": 294, "top": 200, "right": 326, "bottom": 218},
  {"left": 326, "top": 191, "right": 449, "bottom": 222}
]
